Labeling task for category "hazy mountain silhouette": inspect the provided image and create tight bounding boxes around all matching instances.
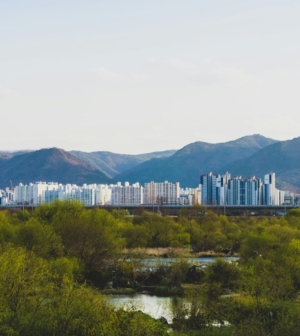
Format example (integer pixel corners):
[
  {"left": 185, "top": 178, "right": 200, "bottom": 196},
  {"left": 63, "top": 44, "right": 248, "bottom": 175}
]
[
  {"left": 0, "top": 150, "right": 32, "bottom": 160},
  {"left": 70, "top": 150, "right": 176, "bottom": 178},
  {"left": 222, "top": 137, "right": 300, "bottom": 190},
  {"left": 116, "top": 135, "right": 278, "bottom": 187},
  {"left": 0, "top": 148, "right": 112, "bottom": 189},
  {"left": 3, "top": 135, "right": 299, "bottom": 193}
]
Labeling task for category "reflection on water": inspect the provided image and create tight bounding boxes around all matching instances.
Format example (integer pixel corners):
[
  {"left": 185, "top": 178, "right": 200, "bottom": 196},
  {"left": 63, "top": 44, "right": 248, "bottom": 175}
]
[
  {"left": 109, "top": 257, "right": 238, "bottom": 323},
  {"left": 136, "top": 256, "right": 238, "bottom": 271},
  {"left": 140, "top": 256, "right": 238, "bottom": 264},
  {"left": 108, "top": 294, "right": 173, "bottom": 323}
]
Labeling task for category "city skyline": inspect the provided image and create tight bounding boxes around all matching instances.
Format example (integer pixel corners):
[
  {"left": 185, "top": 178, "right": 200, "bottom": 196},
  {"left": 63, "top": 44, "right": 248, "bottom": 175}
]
[{"left": 0, "top": 171, "right": 295, "bottom": 207}]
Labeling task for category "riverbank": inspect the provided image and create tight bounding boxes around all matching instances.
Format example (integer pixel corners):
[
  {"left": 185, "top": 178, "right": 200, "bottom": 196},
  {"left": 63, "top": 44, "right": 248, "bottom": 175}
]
[{"left": 100, "top": 256, "right": 238, "bottom": 297}]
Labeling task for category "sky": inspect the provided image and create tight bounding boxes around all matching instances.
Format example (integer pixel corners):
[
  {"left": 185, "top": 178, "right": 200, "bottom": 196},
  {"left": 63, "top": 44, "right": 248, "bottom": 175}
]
[{"left": 1, "top": 0, "right": 300, "bottom": 153}]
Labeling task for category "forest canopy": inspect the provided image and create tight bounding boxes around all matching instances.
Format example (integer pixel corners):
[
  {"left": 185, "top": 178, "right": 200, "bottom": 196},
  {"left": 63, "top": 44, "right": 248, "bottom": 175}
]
[{"left": 1, "top": 201, "right": 300, "bottom": 335}]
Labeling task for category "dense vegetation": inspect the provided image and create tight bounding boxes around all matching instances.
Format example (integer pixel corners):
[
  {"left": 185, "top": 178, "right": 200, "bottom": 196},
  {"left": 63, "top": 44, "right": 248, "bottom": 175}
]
[{"left": 1, "top": 201, "right": 300, "bottom": 335}]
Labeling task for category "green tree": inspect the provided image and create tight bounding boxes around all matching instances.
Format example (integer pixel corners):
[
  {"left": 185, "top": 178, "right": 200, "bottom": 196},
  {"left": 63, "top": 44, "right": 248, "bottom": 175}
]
[
  {"left": 15, "top": 218, "right": 63, "bottom": 258},
  {"left": 52, "top": 207, "right": 123, "bottom": 272},
  {"left": 136, "top": 213, "right": 190, "bottom": 248},
  {"left": 0, "top": 248, "right": 55, "bottom": 334}
]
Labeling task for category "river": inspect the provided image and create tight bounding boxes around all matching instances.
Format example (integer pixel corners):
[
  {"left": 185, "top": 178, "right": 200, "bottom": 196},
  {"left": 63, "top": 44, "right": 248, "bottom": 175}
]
[
  {"left": 109, "top": 294, "right": 174, "bottom": 323},
  {"left": 138, "top": 256, "right": 238, "bottom": 269},
  {"left": 108, "top": 256, "right": 238, "bottom": 323}
]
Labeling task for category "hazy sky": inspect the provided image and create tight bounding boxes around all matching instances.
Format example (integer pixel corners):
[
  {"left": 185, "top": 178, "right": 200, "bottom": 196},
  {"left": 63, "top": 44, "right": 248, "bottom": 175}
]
[{"left": 1, "top": 0, "right": 300, "bottom": 153}]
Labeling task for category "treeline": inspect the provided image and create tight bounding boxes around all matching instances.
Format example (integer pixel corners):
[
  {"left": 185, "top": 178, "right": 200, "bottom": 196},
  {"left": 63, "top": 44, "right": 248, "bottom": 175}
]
[
  {"left": 1, "top": 201, "right": 300, "bottom": 335},
  {"left": 0, "top": 202, "right": 171, "bottom": 335}
]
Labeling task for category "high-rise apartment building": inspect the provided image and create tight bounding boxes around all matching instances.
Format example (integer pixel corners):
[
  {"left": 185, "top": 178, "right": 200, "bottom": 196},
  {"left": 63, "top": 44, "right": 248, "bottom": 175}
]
[
  {"left": 200, "top": 172, "right": 230, "bottom": 205},
  {"left": 263, "top": 173, "right": 276, "bottom": 205},
  {"left": 144, "top": 181, "right": 180, "bottom": 204},
  {"left": 112, "top": 182, "right": 143, "bottom": 206},
  {"left": 95, "top": 184, "right": 112, "bottom": 205},
  {"left": 227, "top": 176, "right": 262, "bottom": 205},
  {"left": 200, "top": 172, "right": 217, "bottom": 205}
]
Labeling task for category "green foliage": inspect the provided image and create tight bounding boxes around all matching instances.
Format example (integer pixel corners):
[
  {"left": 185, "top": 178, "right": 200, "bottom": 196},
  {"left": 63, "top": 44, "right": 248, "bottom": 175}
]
[
  {"left": 15, "top": 218, "right": 63, "bottom": 258},
  {"left": 285, "top": 209, "right": 300, "bottom": 228},
  {"left": 114, "top": 259, "right": 143, "bottom": 285},
  {"left": 111, "top": 209, "right": 130, "bottom": 220},
  {"left": 50, "top": 257, "right": 83, "bottom": 282},
  {"left": 33, "top": 199, "right": 82, "bottom": 223},
  {"left": 163, "top": 259, "right": 192, "bottom": 286},
  {"left": 54, "top": 208, "right": 122, "bottom": 269},
  {"left": 0, "top": 221, "right": 16, "bottom": 246},
  {"left": 115, "top": 310, "right": 168, "bottom": 336},
  {"left": 133, "top": 212, "right": 190, "bottom": 248},
  {"left": 36, "top": 201, "right": 124, "bottom": 272},
  {"left": 0, "top": 247, "right": 55, "bottom": 334},
  {"left": 286, "top": 209, "right": 300, "bottom": 218},
  {"left": 171, "top": 294, "right": 207, "bottom": 332},
  {"left": 204, "top": 259, "right": 240, "bottom": 291},
  {"left": 3, "top": 202, "right": 300, "bottom": 334},
  {"left": 118, "top": 221, "right": 149, "bottom": 249},
  {"left": 16, "top": 209, "right": 31, "bottom": 222},
  {"left": 179, "top": 213, "right": 241, "bottom": 252},
  {"left": 0, "top": 246, "right": 168, "bottom": 335}
]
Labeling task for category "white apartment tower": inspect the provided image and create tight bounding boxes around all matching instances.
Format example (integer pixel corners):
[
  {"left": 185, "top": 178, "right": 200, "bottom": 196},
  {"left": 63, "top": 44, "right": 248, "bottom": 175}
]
[
  {"left": 263, "top": 173, "right": 277, "bottom": 205},
  {"left": 144, "top": 181, "right": 180, "bottom": 204},
  {"left": 95, "top": 184, "right": 112, "bottom": 205},
  {"left": 112, "top": 182, "right": 143, "bottom": 206}
]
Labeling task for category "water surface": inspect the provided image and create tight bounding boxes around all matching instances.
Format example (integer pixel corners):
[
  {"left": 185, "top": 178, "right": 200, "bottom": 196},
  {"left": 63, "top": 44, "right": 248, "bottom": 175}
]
[
  {"left": 109, "top": 294, "right": 173, "bottom": 323},
  {"left": 109, "top": 257, "right": 238, "bottom": 322}
]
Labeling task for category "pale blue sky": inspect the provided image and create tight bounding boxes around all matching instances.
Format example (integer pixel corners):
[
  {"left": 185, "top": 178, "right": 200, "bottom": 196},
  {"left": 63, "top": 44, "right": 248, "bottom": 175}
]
[{"left": 1, "top": 1, "right": 300, "bottom": 153}]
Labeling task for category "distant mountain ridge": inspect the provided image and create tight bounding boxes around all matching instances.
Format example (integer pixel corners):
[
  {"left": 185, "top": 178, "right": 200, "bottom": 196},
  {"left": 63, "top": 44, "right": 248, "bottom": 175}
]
[
  {"left": 0, "top": 148, "right": 112, "bottom": 189},
  {"left": 116, "top": 134, "right": 278, "bottom": 187},
  {"left": 2, "top": 135, "right": 300, "bottom": 193},
  {"left": 0, "top": 150, "right": 32, "bottom": 160},
  {"left": 70, "top": 149, "right": 176, "bottom": 178},
  {"left": 222, "top": 137, "right": 300, "bottom": 190}
]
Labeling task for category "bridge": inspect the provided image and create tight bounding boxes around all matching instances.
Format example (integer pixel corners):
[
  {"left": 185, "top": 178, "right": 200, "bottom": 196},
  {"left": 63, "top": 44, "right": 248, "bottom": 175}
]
[{"left": 1, "top": 204, "right": 298, "bottom": 217}]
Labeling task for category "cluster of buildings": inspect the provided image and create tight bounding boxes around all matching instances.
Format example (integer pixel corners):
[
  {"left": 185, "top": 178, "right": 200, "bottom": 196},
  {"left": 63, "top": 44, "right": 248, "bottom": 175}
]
[
  {"left": 200, "top": 172, "right": 285, "bottom": 206},
  {"left": 0, "top": 181, "right": 199, "bottom": 207},
  {"left": 0, "top": 188, "right": 15, "bottom": 206},
  {"left": 0, "top": 172, "right": 298, "bottom": 207}
]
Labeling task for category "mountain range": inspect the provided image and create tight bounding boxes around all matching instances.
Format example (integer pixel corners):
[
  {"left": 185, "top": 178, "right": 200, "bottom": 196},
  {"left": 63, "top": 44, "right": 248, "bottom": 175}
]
[
  {"left": 69, "top": 150, "right": 176, "bottom": 178},
  {"left": 1, "top": 134, "right": 300, "bottom": 193},
  {"left": 223, "top": 137, "right": 300, "bottom": 192},
  {"left": 0, "top": 150, "right": 32, "bottom": 160},
  {"left": 115, "top": 134, "right": 277, "bottom": 187},
  {"left": 0, "top": 148, "right": 111, "bottom": 188}
]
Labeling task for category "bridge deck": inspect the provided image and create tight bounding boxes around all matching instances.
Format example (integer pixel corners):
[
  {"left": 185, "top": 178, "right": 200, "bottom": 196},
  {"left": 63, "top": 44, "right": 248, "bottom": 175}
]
[{"left": 1, "top": 204, "right": 297, "bottom": 216}]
